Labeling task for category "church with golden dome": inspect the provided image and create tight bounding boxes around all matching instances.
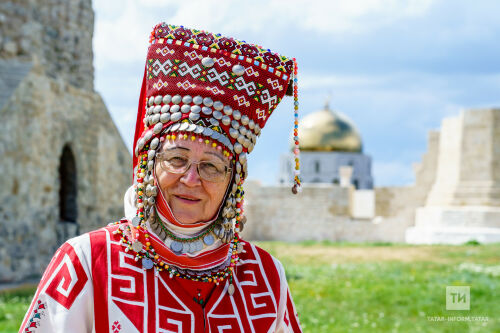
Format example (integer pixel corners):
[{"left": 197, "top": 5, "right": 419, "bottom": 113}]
[{"left": 280, "top": 101, "right": 373, "bottom": 189}]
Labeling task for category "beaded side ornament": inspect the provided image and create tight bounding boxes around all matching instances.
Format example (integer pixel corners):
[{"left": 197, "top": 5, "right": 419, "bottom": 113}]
[{"left": 292, "top": 59, "right": 302, "bottom": 194}]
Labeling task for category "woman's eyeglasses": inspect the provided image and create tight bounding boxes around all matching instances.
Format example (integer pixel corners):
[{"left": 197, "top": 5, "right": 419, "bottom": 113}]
[{"left": 156, "top": 152, "right": 231, "bottom": 183}]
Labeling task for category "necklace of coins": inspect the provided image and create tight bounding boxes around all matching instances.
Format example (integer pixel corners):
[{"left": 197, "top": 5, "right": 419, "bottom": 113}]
[
  {"left": 151, "top": 212, "right": 220, "bottom": 254},
  {"left": 113, "top": 220, "right": 240, "bottom": 294}
]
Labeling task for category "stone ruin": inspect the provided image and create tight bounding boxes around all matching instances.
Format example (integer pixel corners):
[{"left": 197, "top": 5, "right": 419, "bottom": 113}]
[{"left": 0, "top": 0, "right": 131, "bottom": 282}]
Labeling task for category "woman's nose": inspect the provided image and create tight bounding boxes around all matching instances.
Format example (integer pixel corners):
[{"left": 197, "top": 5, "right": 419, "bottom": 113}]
[{"left": 180, "top": 163, "right": 202, "bottom": 186}]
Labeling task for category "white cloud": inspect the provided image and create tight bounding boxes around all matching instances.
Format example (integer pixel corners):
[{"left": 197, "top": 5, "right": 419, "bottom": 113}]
[
  {"left": 92, "top": 0, "right": 436, "bottom": 69},
  {"left": 298, "top": 0, "right": 434, "bottom": 34}
]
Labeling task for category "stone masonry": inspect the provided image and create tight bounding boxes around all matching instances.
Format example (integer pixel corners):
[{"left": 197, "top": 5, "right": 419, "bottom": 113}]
[{"left": 0, "top": 0, "right": 131, "bottom": 282}]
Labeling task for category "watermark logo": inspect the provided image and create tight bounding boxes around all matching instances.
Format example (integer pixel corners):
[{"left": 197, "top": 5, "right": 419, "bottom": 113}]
[{"left": 446, "top": 286, "right": 470, "bottom": 310}]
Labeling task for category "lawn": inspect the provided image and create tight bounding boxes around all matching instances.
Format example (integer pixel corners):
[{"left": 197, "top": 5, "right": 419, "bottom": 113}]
[{"left": 3, "top": 242, "right": 499, "bottom": 332}]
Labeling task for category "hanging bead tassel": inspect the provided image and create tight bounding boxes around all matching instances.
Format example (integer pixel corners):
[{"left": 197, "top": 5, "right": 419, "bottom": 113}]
[{"left": 292, "top": 58, "right": 302, "bottom": 194}]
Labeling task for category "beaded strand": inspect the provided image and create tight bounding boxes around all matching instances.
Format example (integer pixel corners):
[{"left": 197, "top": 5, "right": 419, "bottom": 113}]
[{"left": 292, "top": 58, "right": 302, "bottom": 194}]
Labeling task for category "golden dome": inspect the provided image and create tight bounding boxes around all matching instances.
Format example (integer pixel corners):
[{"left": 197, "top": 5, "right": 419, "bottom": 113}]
[{"left": 294, "top": 102, "right": 363, "bottom": 152}]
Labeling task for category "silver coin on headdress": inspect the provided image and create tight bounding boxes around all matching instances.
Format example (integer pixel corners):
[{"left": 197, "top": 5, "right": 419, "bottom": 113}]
[
  {"left": 189, "top": 112, "right": 200, "bottom": 121},
  {"left": 172, "top": 95, "right": 182, "bottom": 104},
  {"left": 171, "top": 123, "right": 181, "bottom": 132},
  {"left": 170, "top": 104, "right": 180, "bottom": 113},
  {"left": 182, "top": 95, "right": 192, "bottom": 104},
  {"left": 193, "top": 95, "right": 203, "bottom": 105},
  {"left": 170, "top": 112, "right": 182, "bottom": 122}
]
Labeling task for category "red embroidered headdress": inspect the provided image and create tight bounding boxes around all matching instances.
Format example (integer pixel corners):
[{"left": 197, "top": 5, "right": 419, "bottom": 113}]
[
  {"left": 126, "top": 23, "right": 301, "bottom": 288},
  {"left": 133, "top": 23, "right": 300, "bottom": 186}
]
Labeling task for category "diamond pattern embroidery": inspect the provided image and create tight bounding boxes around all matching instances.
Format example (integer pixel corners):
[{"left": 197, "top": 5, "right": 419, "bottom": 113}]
[
  {"left": 266, "top": 78, "right": 283, "bottom": 91},
  {"left": 152, "top": 79, "right": 168, "bottom": 90},
  {"left": 150, "top": 59, "right": 173, "bottom": 77},
  {"left": 234, "top": 77, "right": 257, "bottom": 96},
  {"left": 206, "top": 68, "right": 230, "bottom": 86},
  {"left": 260, "top": 89, "right": 278, "bottom": 108},
  {"left": 256, "top": 108, "right": 266, "bottom": 120},
  {"left": 156, "top": 46, "right": 175, "bottom": 56},
  {"left": 206, "top": 86, "right": 225, "bottom": 95},
  {"left": 216, "top": 57, "right": 231, "bottom": 67},
  {"left": 178, "top": 62, "right": 202, "bottom": 78},
  {"left": 234, "top": 94, "right": 250, "bottom": 107},
  {"left": 245, "top": 66, "right": 259, "bottom": 77},
  {"left": 177, "top": 80, "right": 197, "bottom": 90},
  {"left": 184, "top": 50, "right": 202, "bottom": 61}
]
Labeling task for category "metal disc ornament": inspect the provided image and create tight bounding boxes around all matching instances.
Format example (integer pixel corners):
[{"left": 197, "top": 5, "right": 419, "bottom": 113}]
[
  {"left": 203, "top": 234, "right": 215, "bottom": 246},
  {"left": 171, "top": 241, "right": 183, "bottom": 253},
  {"left": 188, "top": 242, "right": 197, "bottom": 253},
  {"left": 142, "top": 258, "right": 154, "bottom": 270},
  {"left": 131, "top": 216, "right": 141, "bottom": 227},
  {"left": 193, "top": 240, "right": 203, "bottom": 252},
  {"left": 228, "top": 283, "right": 235, "bottom": 295},
  {"left": 131, "top": 241, "right": 143, "bottom": 252},
  {"left": 237, "top": 242, "right": 244, "bottom": 253}
]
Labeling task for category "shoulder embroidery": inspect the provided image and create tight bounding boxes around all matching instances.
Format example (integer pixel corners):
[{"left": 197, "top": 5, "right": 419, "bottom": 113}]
[
  {"left": 23, "top": 300, "right": 46, "bottom": 332},
  {"left": 44, "top": 242, "right": 89, "bottom": 309}
]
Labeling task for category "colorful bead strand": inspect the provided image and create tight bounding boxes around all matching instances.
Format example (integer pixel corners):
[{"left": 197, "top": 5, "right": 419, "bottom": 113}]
[{"left": 292, "top": 58, "right": 301, "bottom": 194}]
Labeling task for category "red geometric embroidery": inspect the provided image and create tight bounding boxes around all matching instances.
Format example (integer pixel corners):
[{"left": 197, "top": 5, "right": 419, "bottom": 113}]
[
  {"left": 109, "top": 243, "right": 146, "bottom": 332},
  {"left": 24, "top": 300, "right": 46, "bottom": 332},
  {"left": 112, "top": 321, "right": 122, "bottom": 333},
  {"left": 157, "top": 275, "right": 194, "bottom": 332},
  {"left": 45, "top": 242, "right": 89, "bottom": 310}
]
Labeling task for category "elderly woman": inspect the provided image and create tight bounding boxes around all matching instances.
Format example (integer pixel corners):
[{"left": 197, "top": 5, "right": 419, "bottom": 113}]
[{"left": 20, "top": 23, "right": 302, "bottom": 332}]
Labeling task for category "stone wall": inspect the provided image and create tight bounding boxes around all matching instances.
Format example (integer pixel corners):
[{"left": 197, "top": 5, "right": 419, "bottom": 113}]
[
  {"left": 0, "top": 63, "right": 130, "bottom": 282},
  {"left": 242, "top": 182, "right": 409, "bottom": 243},
  {"left": 374, "top": 130, "right": 439, "bottom": 219},
  {"left": 0, "top": 0, "right": 94, "bottom": 90},
  {"left": 426, "top": 109, "right": 500, "bottom": 207},
  {"left": 408, "top": 108, "right": 500, "bottom": 244},
  {"left": 241, "top": 128, "right": 441, "bottom": 244}
]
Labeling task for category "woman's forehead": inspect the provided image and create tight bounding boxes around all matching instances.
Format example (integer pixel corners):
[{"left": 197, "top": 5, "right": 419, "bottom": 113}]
[{"left": 162, "top": 138, "right": 226, "bottom": 158}]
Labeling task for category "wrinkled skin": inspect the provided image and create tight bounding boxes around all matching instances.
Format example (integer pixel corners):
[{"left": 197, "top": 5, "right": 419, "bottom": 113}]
[{"left": 155, "top": 139, "right": 231, "bottom": 224}]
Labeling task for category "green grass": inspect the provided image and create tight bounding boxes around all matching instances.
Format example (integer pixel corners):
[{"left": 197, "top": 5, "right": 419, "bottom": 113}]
[
  {"left": 256, "top": 242, "right": 500, "bottom": 333},
  {"left": 3, "top": 243, "right": 500, "bottom": 332},
  {"left": 0, "top": 285, "right": 37, "bottom": 333}
]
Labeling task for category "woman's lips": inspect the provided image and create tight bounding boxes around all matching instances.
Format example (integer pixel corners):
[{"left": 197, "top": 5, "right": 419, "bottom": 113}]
[{"left": 174, "top": 194, "right": 201, "bottom": 204}]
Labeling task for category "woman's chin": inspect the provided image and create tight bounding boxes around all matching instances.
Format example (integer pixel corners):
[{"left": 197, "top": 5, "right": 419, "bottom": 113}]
[{"left": 171, "top": 209, "right": 203, "bottom": 224}]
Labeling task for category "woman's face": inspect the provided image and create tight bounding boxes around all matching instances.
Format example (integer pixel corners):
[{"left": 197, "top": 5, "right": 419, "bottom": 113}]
[{"left": 155, "top": 138, "right": 232, "bottom": 224}]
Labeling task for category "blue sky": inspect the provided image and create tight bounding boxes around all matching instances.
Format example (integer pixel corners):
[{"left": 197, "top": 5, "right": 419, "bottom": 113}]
[{"left": 92, "top": 0, "right": 500, "bottom": 186}]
